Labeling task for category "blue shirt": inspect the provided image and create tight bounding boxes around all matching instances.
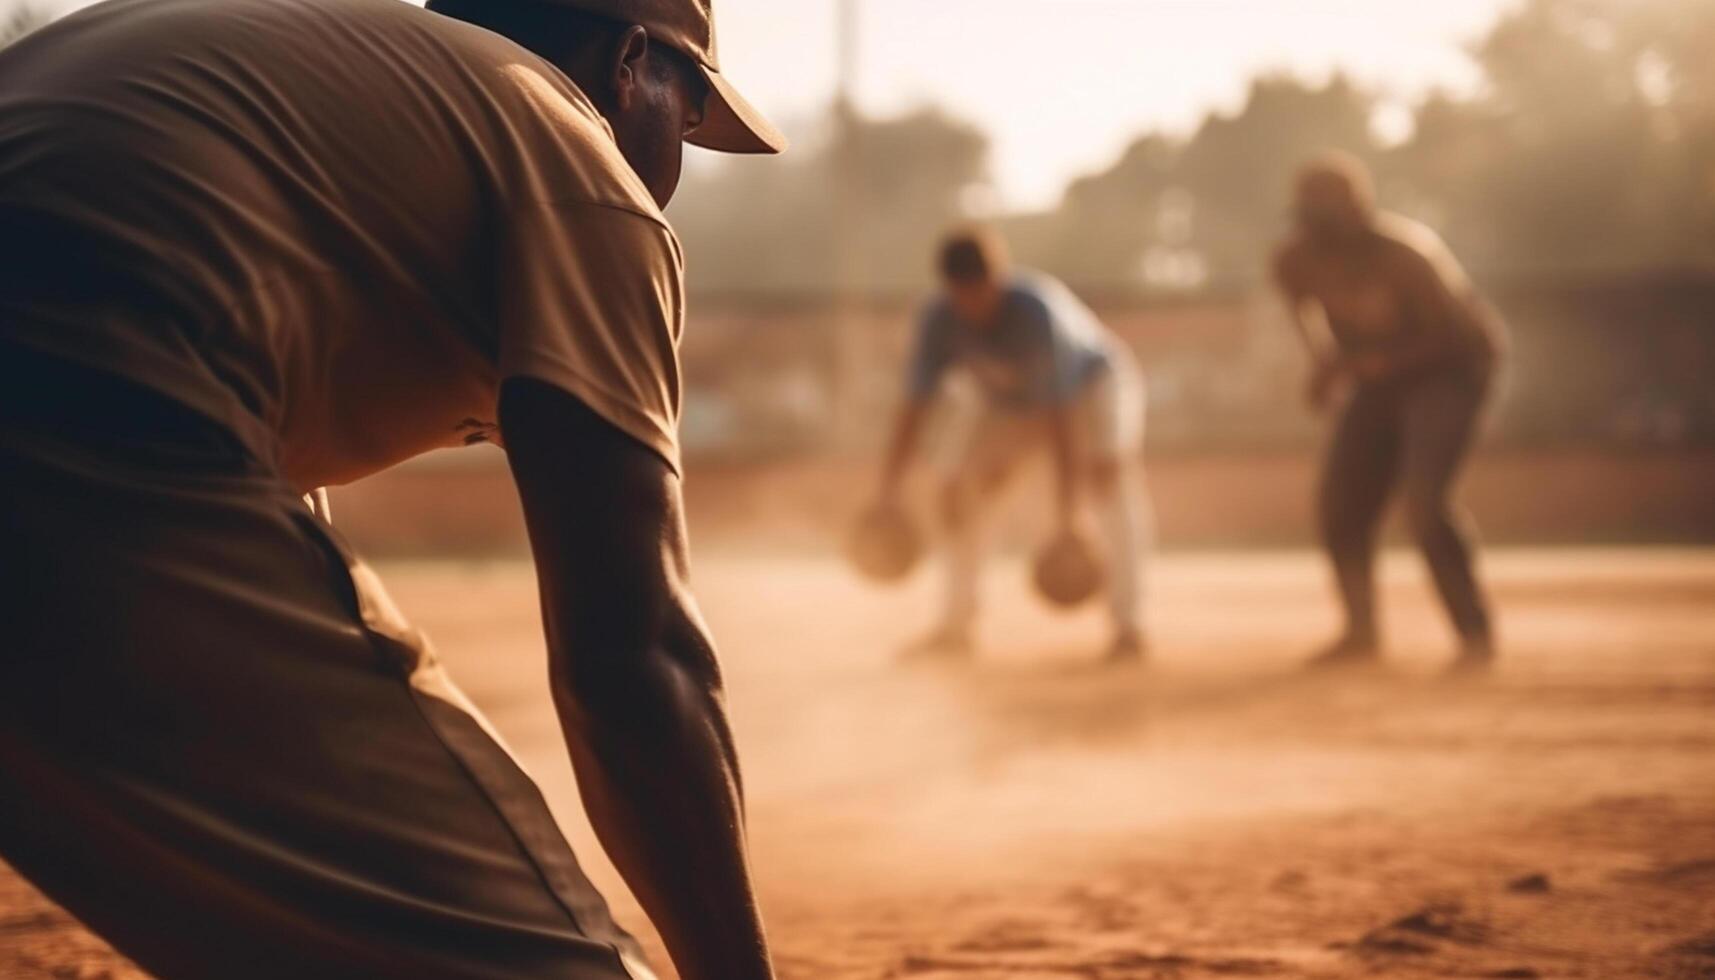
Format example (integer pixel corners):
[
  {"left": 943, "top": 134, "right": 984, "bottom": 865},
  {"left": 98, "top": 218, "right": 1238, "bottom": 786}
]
[{"left": 907, "top": 272, "right": 1114, "bottom": 409}]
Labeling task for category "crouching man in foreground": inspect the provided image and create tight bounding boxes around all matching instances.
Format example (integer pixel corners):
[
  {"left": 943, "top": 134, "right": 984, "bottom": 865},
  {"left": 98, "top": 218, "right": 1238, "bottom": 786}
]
[{"left": 0, "top": 0, "right": 785, "bottom": 976}]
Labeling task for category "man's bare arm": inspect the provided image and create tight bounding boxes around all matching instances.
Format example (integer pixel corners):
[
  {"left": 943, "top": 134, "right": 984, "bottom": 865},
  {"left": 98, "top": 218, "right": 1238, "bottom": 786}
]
[
  {"left": 1271, "top": 251, "right": 1344, "bottom": 409},
  {"left": 501, "top": 378, "right": 773, "bottom": 980},
  {"left": 1045, "top": 401, "right": 1080, "bottom": 530},
  {"left": 877, "top": 399, "right": 931, "bottom": 501},
  {"left": 1271, "top": 249, "right": 1335, "bottom": 359}
]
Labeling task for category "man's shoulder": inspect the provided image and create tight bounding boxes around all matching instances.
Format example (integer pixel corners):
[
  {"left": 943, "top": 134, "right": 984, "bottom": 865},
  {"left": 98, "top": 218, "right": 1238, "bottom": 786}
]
[
  {"left": 310, "top": 1, "right": 678, "bottom": 268},
  {"left": 430, "top": 34, "right": 660, "bottom": 222},
  {"left": 345, "top": 0, "right": 665, "bottom": 224},
  {"left": 1003, "top": 271, "right": 1065, "bottom": 316},
  {"left": 1373, "top": 212, "right": 1447, "bottom": 261},
  {"left": 1006, "top": 269, "right": 1061, "bottom": 299},
  {"left": 500, "top": 87, "right": 663, "bottom": 223},
  {"left": 1371, "top": 212, "right": 1467, "bottom": 286},
  {"left": 35, "top": 0, "right": 660, "bottom": 224}
]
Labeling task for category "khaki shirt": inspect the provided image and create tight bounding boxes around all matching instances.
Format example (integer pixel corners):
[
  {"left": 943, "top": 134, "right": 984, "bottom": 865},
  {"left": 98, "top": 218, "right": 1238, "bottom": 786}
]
[{"left": 0, "top": 0, "right": 684, "bottom": 489}]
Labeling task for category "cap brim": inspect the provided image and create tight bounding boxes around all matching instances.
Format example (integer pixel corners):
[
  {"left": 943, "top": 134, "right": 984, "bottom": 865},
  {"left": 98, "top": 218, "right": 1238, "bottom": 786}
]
[{"left": 688, "top": 64, "right": 787, "bottom": 155}]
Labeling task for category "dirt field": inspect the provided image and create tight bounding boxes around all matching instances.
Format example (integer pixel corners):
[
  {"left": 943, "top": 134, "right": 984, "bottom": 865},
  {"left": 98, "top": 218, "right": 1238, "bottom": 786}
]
[{"left": 4, "top": 547, "right": 1714, "bottom": 979}]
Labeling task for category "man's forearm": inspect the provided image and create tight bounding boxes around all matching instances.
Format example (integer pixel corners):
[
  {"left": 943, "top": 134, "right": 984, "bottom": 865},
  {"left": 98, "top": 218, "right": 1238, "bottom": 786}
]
[
  {"left": 553, "top": 627, "right": 773, "bottom": 980},
  {"left": 1285, "top": 301, "right": 1335, "bottom": 362},
  {"left": 501, "top": 379, "right": 774, "bottom": 980},
  {"left": 879, "top": 401, "right": 928, "bottom": 496},
  {"left": 1047, "top": 404, "right": 1079, "bottom": 526}
]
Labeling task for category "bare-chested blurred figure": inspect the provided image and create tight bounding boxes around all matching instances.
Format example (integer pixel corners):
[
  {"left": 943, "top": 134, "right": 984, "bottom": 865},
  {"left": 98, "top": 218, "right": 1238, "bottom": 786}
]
[{"left": 1272, "top": 153, "right": 1504, "bottom": 672}]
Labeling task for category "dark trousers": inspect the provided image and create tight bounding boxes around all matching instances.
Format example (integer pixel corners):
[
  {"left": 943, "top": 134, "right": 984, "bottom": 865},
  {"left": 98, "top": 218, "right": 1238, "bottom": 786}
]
[
  {"left": 0, "top": 348, "right": 650, "bottom": 979},
  {"left": 1318, "top": 365, "right": 1495, "bottom": 644}
]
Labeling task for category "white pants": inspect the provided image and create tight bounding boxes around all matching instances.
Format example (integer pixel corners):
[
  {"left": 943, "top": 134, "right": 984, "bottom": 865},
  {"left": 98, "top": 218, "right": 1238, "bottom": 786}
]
[{"left": 935, "top": 356, "right": 1152, "bottom": 636}]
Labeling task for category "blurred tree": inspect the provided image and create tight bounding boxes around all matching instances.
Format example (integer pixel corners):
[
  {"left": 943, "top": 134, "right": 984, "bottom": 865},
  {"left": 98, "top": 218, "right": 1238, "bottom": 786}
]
[
  {"left": 1175, "top": 74, "right": 1377, "bottom": 287},
  {"left": 657, "top": 0, "right": 1715, "bottom": 294},
  {"left": 1391, "top": 0, "right": 1715, "bottom": 273},
  {"left": 1019, "top": 0, "right": 1712, "bottom": 290},
  {"left": 1015, "top": 74, "right": 1379, "bottom": 292},
  {"left": 1015, "top": 133, "right": 1180, "bottom": 286},
  {"left": 668, "top": 107, "right": 989, "bottom": 296}
]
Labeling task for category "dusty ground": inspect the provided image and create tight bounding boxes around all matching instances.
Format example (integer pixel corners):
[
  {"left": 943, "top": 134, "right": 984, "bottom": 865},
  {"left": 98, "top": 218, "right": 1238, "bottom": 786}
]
[{"left": 4, "top": 547, "right": 1713, "bottom": 979}]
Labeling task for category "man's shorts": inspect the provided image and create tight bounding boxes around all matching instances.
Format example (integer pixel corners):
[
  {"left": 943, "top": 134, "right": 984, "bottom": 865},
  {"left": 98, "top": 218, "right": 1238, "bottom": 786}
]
[
  {"left": 0, "top": 349, "right": 654, "bottom": 980},
  {"left": 938, "top": 352, "right": 1146, "bottom": 490}
]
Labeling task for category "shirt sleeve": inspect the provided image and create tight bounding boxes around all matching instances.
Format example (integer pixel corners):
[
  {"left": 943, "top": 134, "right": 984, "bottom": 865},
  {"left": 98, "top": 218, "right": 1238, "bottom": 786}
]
[
  {"left": 496, "top": 201, "right": 685, "bottom": 473},
  {"left": 905, "top": 303, "right": 954, "bottom": 401},
  {"left": 1018, "top": 291, "right": 1083, "bottom": 405}
]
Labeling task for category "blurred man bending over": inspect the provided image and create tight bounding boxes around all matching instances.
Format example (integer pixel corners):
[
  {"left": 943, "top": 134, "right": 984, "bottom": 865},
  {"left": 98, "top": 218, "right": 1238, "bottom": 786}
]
[
  {"left": 1272, "top": 152, "right": 1504, "bottom": 673},
  {"left": 874, "top": 228, "right": 1153, "bottom": 663},
  {"left": 0, "top": 0, "right": 784, "bottom": 976}
]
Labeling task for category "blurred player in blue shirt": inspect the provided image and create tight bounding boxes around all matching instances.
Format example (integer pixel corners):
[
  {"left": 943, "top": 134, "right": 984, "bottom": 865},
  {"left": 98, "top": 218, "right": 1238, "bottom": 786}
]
[{"left": 874, "top": 227, "right": 1152, "bottom": 662}]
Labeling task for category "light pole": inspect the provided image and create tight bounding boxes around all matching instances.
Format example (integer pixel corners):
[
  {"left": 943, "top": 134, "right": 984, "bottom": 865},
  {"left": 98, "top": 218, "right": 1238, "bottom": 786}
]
[{"left": 830, "top": 0, "right": 866, "bottom": 448}]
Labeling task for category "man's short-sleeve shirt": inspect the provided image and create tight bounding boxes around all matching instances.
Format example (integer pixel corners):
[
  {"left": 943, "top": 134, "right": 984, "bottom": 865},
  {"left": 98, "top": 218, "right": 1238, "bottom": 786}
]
[
  {"left": 0, "top": 0, "right": 685, "bottom": 488},
  {"left": 907, "top": 272, "right": 1115, "bottom": 410}
]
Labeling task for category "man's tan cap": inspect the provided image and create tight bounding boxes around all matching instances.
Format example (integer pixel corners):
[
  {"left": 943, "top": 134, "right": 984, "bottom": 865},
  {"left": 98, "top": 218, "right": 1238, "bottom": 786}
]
[{"left": 548, "top": 0, "right": 786, "bottom": 154}]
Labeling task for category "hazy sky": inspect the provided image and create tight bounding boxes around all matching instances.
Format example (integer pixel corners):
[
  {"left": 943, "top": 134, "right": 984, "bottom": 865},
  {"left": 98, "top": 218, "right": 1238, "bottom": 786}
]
[
  {"left": 37, "top": 0, "right": 1520, "bottom": 208},
  {"left": 708, "top": 0, "right": 1519, "bottom": 207}
]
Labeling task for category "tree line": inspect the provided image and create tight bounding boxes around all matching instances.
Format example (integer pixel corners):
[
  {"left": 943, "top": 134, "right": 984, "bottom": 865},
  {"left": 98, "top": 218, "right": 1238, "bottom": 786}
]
[
  {"left": 5, "top": 0, "right": 1709, "bottom": 296},
  {"left": 668, "top": 0, "right": 1713, "bottom": 296}
]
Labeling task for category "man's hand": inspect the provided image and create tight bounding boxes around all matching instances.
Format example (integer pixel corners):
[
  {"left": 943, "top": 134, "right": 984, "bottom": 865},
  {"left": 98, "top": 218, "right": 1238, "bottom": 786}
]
[
  {"left": 1045, "top": 401, "right": 1084, "bottom": 529},
  {"left": 501, "top": 378, "right": 774, "bottom": 980},
  {"left": 878, "top": 399, "right": 931, "bottom": 507}
]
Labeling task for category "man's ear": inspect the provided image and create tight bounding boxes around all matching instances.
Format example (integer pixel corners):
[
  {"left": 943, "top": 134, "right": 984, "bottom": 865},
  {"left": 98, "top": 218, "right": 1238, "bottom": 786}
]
[{"left": 606, "top": 25, "right": 651, "bottom": 111}]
